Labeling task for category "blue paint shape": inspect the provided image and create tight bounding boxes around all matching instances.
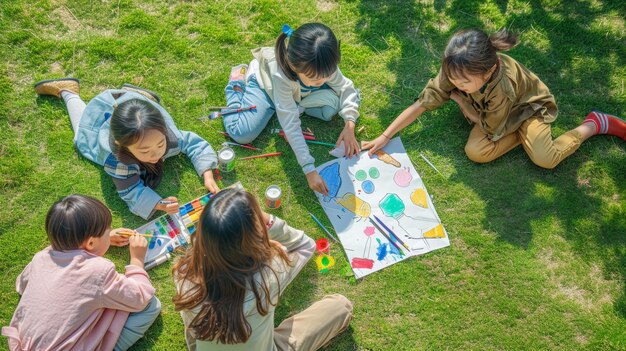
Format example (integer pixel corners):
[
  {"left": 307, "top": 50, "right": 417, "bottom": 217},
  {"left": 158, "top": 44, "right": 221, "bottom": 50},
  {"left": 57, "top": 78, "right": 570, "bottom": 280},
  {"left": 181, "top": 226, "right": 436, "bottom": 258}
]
[
  {"left": 104, "top": 112, "right": 111, "bottom": 120},
  {"left": 388, "top": 239, "right": 402, "bottom": 256},
  {"left": 149, "top": 236, "right": 162, "bottom": 250},
  {"left": 362, "top": 180, "right": 375, "bottom": 194},
  {"left": 376, "top": 238, "right": 388, "bottom": 261},
  {"left": 148, "top": 231, "right": 157, "bottom": 249},
  {"left": 319, "top": 162, "right": 342, "bottom": 201}
]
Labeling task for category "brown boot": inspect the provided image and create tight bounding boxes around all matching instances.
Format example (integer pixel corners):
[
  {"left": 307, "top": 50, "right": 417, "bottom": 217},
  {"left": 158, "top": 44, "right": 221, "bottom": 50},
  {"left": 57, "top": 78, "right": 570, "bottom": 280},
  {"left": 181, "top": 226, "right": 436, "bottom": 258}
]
[
  {"left": 34, "top": 78, "right": 80, "bottom": 98},
  {"left": 121, "top": 83, "right": 161, "bottom": 104}
]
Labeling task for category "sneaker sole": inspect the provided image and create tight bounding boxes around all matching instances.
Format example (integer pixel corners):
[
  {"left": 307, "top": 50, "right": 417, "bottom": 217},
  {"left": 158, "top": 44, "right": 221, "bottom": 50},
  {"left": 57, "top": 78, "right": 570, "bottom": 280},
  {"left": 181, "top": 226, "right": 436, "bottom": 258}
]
[
  {"left": 34, "top": 78, "right": 80, "bottom": 88},
  {"left": 122, "top": 83, "right": 161, "bottom": 103}
]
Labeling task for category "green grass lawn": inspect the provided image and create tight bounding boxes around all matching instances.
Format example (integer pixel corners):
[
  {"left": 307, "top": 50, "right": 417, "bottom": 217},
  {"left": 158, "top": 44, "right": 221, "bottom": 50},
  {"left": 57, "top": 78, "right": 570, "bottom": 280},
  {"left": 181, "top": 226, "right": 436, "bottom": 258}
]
[{"left": 1, "top": 0, "right": 625, "bottom": 350}]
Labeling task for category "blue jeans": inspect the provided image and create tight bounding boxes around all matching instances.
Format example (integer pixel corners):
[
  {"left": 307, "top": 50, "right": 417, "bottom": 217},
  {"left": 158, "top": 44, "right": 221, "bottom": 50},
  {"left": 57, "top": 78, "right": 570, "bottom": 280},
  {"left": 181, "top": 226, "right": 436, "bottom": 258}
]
[
  {"left": 222, "top": 74, "right": 339, "bottom": 144},
  {"left": 114, "top": 296, "right": 161, "bottom": 351}
]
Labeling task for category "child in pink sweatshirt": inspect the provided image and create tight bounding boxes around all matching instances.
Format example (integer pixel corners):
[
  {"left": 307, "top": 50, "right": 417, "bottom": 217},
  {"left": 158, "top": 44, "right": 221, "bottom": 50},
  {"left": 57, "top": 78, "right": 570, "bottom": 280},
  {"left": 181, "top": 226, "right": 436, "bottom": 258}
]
[{"left": 2, "top": 194, "right": 161, "bottom": 351}]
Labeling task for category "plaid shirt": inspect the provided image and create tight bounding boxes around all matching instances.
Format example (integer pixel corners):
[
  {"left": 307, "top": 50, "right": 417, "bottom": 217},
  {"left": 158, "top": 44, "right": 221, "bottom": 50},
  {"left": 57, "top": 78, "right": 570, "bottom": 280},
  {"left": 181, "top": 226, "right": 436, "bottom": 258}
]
[{"left": 75, "top": 90, "right": 217, "bottom": 219}]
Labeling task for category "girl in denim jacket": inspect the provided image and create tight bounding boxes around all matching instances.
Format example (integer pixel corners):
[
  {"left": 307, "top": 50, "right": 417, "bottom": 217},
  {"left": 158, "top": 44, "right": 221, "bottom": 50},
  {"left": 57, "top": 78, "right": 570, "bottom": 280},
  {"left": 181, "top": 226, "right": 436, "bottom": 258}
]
[{"left": 34, "top": 79, "right": 219, "bottom": 220}]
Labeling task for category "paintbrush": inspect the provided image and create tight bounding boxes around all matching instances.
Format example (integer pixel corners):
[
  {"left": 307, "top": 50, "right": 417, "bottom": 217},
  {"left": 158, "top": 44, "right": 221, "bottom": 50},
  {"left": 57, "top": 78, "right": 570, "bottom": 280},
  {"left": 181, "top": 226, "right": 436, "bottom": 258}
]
[
  {"left": 367, "top": 217, "right": 405, "bottom": 254},
  {"left": 308, "top": 211, "right": 339, "bottom": 242},
  {"left": 116, "top": 231, "right": 167, "bottom": 239},
  {"left": 198, "top": 105, "right": 257, "bottom": 120},
  {"left": 419, "top": 153, "right": 445, "bottom": 178},
  {"left": 373, "top": 215, "right": 411, "bottom": 251}
]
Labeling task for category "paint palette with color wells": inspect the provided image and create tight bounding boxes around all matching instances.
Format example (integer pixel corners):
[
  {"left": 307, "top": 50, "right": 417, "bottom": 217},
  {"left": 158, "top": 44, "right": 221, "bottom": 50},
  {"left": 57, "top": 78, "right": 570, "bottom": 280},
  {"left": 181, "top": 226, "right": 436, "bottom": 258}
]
[
  {"left": 135, "top": 193, "right": 212, "bottom": 269},
  {"left": 178, "top": 193, "right": 212, "bottom": 235}
]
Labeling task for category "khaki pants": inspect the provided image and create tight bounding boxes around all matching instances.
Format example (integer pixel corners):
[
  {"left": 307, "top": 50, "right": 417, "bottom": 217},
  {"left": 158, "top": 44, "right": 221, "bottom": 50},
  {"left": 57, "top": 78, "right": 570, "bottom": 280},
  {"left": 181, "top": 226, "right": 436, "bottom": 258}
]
[
  {"left": 464, "top": 117, "right": 583, "bottom": 169},
  {"left": 274, "top": 294, "right": 353, "bottom": 351}
]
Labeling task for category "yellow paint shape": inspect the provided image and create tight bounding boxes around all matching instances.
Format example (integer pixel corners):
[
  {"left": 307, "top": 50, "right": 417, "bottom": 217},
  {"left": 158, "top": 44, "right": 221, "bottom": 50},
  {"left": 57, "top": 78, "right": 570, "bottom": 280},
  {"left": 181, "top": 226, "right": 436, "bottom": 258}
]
[
  {"left": 337, "top": 193, "right": 371, "bottom": 218},
  {"left": 315, "top": 254, "right": 335, "bottom": 272},
  {"left": 423, "top": 224, "right": 445, "bottom": 238},
  {"left": 410, "top": 188, "right": 428, "bottom": 208}
]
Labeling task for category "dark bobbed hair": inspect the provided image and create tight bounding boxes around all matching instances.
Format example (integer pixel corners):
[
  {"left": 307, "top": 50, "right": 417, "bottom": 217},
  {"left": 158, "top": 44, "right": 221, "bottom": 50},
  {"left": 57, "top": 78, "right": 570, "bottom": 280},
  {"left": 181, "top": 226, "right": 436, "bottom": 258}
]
[
  {"left": 45, "top": 194, "right": 112, "bottom": 251},
  {"left": 109, "top": 99, "right": 168, "bottom": 157},
  {"left": 442, "top": 28, "right": 518, "bottom": 80},
  {"left": 172, "top": 188, "right": 290, "bottom": 344},
  {"left": 275, "top": 23, "right": 341, "bottom": 81}
]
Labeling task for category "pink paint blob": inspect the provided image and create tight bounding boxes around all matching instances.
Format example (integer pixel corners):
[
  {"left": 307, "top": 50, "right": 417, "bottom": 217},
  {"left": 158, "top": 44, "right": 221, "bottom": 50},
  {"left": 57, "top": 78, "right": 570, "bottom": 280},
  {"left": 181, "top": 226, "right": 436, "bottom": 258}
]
[
  {"left": 393, "top": 167, "right": 413, "bottom": 187},
  {"left": 351, "top": 257, "right": 375, "bottom": 269},
  {"left": 363, "top": 226, "right": 375, "bottom": 237}
]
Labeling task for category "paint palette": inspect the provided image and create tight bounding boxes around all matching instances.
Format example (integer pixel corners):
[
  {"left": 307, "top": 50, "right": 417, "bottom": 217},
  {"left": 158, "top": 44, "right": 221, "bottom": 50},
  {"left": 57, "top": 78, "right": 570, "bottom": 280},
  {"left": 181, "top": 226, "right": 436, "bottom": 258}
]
[
  {"left": 135, "top": 193, "right": 213, "bottom": 268},
  {"left": 178, "top": 193, "right": 212, "bottom": 235}
]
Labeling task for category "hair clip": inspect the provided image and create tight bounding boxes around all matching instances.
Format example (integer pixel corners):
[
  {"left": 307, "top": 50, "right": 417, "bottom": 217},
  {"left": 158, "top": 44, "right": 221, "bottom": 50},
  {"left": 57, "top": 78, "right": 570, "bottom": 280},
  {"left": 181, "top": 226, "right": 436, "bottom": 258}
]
[{"left": 282, "top": 24, "right": 294, "bottom": 38}]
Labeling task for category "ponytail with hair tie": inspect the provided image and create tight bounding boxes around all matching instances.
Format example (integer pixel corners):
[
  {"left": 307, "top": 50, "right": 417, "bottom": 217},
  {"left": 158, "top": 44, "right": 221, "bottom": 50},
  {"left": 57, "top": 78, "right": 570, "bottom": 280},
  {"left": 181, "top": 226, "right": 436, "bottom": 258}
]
[
  {"left": 489, "top": 28, "right": 519, "bottom": 51},
  {"left": 282, "top": 24, "right": 294, "bottom": 38},
  {"left": 275, "top": 23, "right": 340, "bottom": 81},
  {"left": 442, "top": 28, "right": 518, "bottom": 79}
]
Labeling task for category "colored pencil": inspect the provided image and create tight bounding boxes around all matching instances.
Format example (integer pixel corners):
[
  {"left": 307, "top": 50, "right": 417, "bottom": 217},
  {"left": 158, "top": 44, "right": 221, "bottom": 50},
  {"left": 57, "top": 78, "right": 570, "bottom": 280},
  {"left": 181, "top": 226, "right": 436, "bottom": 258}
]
[
  {"left": 272, "top": 128, "right": 315, "bottom": 137},
  {"left": 239, "top": 152, "right": 283, "bottom": 161},
  {"left": 373, "top": 215, "right": 411, "bottom": 251},
  {"left": 276, "top": 130, "right": 316, "bottom": 140},
  {"left": 368, "top": 217, "right": 404, "bottom": 254},
  {"left": 158, "top": 200, "right": 175, "bottom": 205},
  {"left": 305, "top": 140, "right": 335, "bottom": 147},
  {"left": 223, "top": 141, "right": 262, "bottom": 151},
  {"left": 308, "top": 212, "right": 339, "bottom": 242}
]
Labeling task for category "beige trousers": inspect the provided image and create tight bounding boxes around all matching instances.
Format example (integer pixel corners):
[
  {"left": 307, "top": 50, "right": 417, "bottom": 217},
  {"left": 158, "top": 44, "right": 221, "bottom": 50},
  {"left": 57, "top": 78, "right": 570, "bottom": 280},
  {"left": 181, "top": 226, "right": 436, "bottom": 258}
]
[
  {"left": 464, "top": 117, "right": 583, "bottom": 169},
  {"left": 274, "top": 294, "right": 353, "bottom": 351}
]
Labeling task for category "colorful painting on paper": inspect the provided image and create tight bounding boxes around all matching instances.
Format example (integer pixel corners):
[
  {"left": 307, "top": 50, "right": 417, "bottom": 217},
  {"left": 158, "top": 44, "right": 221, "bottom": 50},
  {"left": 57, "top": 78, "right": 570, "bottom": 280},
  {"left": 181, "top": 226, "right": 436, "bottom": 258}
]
[{"left": 315, "top": 137, "right": 449, "bottom": 278}]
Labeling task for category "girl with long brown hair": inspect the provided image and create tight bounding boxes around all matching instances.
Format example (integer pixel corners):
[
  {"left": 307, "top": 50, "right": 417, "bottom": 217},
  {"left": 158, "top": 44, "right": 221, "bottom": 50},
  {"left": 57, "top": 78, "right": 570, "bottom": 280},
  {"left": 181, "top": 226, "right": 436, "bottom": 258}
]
[
  {"left": 172, "top": 188, "right": 353, "bottom": 350},
  {"left": 364, "top": 28, "right": 625, "bottom": 168}
]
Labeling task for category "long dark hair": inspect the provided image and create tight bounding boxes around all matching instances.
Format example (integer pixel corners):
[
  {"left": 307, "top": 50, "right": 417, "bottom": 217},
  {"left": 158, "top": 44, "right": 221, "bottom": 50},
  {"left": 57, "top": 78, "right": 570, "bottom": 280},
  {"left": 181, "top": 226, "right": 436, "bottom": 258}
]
[
  {"left": 172, "top": 189, "right": 291, "bottom": 344},
  {"left": 442, "top": 28, "right": 518, "bottom": 80},
  {"left": 46, "top": 194, "right": 112, "bottom": 251},
  {"left": 109, "top": 99, "right": 168, "bottom": 187},
  {"left": 275, "top": 23, "right": 341, "bottom": 81}
]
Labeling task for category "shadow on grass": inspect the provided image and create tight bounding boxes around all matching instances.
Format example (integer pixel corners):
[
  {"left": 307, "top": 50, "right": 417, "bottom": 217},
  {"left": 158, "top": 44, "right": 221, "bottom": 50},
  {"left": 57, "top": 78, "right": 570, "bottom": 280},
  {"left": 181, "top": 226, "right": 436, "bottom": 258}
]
[
  {"left": 270, "top": 115, "right": 358, "bottom": 348},
  {"left": 355, "top": 0, "right": 626, "bottom": 318},
  {"left": 129, "top": 314, "right": 164, "bottom": 351}
]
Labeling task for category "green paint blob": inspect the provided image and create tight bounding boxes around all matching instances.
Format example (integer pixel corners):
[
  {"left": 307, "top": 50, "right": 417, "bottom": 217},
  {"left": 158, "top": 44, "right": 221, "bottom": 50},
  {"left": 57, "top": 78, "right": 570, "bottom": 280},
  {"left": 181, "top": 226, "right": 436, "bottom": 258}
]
[
  {"left": 379, "top": 193, "right": 405, "bottom": 218},
  {"left": 355, "top": 170, "right": 367, "bottom": 181},
  {"left": 369, "top": 167, "right": 380, "bottom": 179}
]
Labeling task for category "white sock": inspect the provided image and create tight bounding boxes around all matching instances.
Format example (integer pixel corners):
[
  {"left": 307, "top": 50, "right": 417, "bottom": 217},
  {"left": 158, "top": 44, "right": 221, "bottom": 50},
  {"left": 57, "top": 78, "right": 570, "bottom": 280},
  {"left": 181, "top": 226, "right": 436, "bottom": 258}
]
[{"left": 61, "top": 91, "right": 86, "bottom": 138}]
